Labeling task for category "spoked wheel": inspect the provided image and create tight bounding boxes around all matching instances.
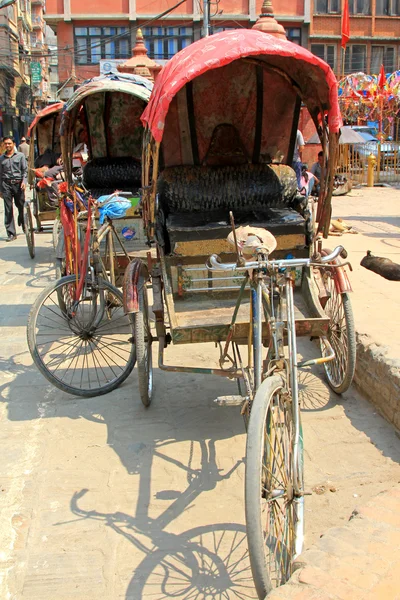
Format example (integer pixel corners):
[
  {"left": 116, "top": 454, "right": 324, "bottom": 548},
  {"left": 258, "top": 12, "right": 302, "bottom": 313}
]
[
  {"left": 133, "top": 283, "right": 153, "bottom": 407},
  {"left": 24, "top": 202, "right": 35, "bottom": 259},
  {"left": 27, "top": 275, "right": 136, "bottom": 397},
  {"left": 319, "top": 268, "right": 356, "bottom": 394},
  {"left": 245, "top": 374, "right": 304, "bottom": 598}
]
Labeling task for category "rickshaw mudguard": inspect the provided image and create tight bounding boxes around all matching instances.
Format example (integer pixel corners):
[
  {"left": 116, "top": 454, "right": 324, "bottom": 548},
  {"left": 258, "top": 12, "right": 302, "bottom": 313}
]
[
  {"left": 123, "top": 259, "right": 149, "bottom": 314},
  {"left": 321, "top": 248, "right": 353, "bottom": 294}
]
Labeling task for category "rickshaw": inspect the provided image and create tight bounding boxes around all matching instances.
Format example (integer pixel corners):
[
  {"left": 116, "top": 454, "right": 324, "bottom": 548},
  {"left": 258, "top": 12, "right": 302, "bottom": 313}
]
[
  {"left": 26, "top": 73, "right": 153, "bottom": 398},
  {"left": 58, "top": 73, "right": 153, "bottom": 285},
  {"left": 127, "top": 30, "right": 355, "bottom": 597},
  {"left": 25, "top": 102, "right": 64, "bottom": 258}
]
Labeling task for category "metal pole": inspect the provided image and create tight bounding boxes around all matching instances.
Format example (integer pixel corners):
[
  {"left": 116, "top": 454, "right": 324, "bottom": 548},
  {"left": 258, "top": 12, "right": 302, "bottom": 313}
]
[{"left": 202, "top": 0, "right": 210, "bottom": 37}]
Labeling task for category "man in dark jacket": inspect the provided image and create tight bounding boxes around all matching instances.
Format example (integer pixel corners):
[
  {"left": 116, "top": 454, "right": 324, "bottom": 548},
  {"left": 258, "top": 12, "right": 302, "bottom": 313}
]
[{"left": 0, "top": 137, "right": 27, "bottom": 241}]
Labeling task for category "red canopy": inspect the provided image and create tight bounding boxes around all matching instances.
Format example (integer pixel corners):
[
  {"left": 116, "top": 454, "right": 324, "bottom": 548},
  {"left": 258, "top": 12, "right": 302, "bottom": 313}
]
[
  {"left": 28, "top": 102, "right": 64, "bottom": 137},
  {"left": 142, "top": 29, "right": 342, "bottom": 143}
]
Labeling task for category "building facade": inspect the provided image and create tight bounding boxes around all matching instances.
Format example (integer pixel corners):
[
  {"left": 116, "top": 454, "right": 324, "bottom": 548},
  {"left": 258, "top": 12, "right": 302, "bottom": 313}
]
[
  {"left": 310, "top": 0, "right": 400, "bottom": 77},
  {"left": 0, "top": 0, "right": 51, "bottom": 141},
  {"left": 45, "top": 0, "right": 310, "bottom": 89}
]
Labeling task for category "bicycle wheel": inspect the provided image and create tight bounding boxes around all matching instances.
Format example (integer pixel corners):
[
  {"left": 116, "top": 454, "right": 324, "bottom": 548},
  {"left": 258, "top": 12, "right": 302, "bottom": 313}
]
[
  {"left": 246, "top": 374, "right": 303, "bottom": 598},
  {"left": 24, "top": 202, "right": 35, "bottom": 259},
  {"left": 320, "top": 270, "right": 356, "bottom": 394},
  {"left": 133, "top": 283, "right": 153, "bottom": 407},
  {"left": 27, "top": 275, "right": 136, "bottom": 397}
]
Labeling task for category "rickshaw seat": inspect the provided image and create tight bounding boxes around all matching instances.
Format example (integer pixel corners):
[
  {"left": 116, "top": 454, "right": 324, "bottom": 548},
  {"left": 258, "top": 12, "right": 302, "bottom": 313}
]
[{"left": 166, "top": 208, "right": 306, "bottom": 246}]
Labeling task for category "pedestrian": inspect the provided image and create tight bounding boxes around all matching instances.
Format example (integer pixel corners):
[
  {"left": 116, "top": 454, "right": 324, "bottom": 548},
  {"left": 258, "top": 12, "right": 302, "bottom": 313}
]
[
  {"left": 18, "top": 136, "right": 30, "bottom": 159},
  {"left": 292, "top": 129, "right": 305, "bottom": 188},
  {"left": 310, "top": 150, "right": 324, "bottom": 196},
  {"left": 0, "top": 136, "right": 27, "bottom": 242}
]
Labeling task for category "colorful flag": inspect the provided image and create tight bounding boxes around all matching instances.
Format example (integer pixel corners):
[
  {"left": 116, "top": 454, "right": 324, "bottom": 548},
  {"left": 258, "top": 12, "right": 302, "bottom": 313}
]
[
  {"left": 341, "top": 0, "right": 350, "bottom": 49},
  {"left": 378, "top": 64, "right": 386, "bottom": 89}
]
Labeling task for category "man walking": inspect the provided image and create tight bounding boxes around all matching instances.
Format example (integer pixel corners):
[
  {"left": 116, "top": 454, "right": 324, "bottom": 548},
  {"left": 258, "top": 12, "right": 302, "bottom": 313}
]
[
  {"left": 0, "top": 137, "right": 27, "bottom": 242},
  {"left": 18, "top": 136, "right": 30, "bottom": 159}
]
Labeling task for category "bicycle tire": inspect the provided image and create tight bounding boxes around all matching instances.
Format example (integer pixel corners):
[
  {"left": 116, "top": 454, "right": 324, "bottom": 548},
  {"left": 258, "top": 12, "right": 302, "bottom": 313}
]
[
  {"left": 24, "top": 202, "right": 35, "bottom": 259},
  {"left": 27, "top": 275, "right": 136, "bottom": 397},
  {"left": 320, "top": 273, "right": 356, "bottom": 394},
  {"left": 246, "top": 374, "right": 303, "bottom": 598},
  {"left": 133, "top": 283, "right": 153, "bottom": 407}
]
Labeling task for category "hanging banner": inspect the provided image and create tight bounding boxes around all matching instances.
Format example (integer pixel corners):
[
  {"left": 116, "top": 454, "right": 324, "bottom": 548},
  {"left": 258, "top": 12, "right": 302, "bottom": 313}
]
[{"left": 30, "top": 62, "right": 42, "bottom": 84}]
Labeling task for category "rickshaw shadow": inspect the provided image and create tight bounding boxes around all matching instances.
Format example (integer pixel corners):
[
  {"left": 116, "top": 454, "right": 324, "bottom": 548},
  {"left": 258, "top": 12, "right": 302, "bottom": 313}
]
[{"left": 54, "top": 368, "right": 255, "bottom": 599}]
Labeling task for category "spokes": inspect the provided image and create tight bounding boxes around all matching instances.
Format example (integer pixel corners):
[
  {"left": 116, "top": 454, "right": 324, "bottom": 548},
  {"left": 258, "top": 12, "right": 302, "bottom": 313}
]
[
  {"left": 322, "top": 273, "right": 348, "bottom": 387},
  {"left": 33, "top": 279, "right": 134, "bottom": 393},
  {"left": 261, "top": 394, "right": 296, "bottom": 588}
]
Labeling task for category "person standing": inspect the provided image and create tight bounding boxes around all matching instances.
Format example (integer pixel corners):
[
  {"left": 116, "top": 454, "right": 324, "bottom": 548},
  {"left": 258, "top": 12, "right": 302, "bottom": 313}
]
[
  {"left": 310, "top": 150, "right": 324, "bottom": 196},
  {"left": 0, "top": 137, "right": 27, "bottom": 242},
  {"left": 18, "top": 136, "right": 30, "bottom": 159},
  {"left": 292, "top": 129, "right": 305, "bottom": 188}
]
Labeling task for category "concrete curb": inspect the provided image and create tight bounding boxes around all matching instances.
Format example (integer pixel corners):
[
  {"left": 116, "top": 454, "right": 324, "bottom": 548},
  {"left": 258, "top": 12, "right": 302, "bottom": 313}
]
[
  {"left": 354, "top": 332, "right": 400, "bottom": 432},
  {"left": 267, "top": 484, "right": 400, "bottom": 599}
]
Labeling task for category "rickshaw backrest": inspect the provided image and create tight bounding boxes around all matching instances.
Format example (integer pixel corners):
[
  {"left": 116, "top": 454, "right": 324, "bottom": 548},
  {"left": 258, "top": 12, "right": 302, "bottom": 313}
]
[{"left": 157, "top": 163, "right": 298, "bottom": 214}]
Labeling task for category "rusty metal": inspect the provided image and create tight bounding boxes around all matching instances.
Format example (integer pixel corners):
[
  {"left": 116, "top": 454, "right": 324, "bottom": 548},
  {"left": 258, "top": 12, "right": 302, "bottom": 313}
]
[
  {"left": 123, "top": 259, "right": 146, "bottom": 313},
  {"left": 321, "top": 248, "right": 353, "bottom": 294}
]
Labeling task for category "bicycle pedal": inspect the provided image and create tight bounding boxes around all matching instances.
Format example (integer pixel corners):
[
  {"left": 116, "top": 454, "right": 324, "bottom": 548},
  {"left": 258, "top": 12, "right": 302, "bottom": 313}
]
[{"left": 214, "top": 395, "right": 246, "bottom": 407}]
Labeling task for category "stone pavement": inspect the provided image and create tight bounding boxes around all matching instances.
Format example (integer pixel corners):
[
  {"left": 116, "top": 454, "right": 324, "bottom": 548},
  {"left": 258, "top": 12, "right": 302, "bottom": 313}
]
[
  {"left": 268, "top": 186, "right": 400, "bottom": 599},
  {"left": 330, "top": 187, "right": 400, "bottom": 430},
  {"left": 0, "top": 189, "right": 399, "bottom": 599},
  {"left": 269, "top": 484, "right": 400, "bottom": 600}
]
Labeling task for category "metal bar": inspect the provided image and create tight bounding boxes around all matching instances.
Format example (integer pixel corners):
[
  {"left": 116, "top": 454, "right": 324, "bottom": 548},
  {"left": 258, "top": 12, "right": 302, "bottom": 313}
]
[
  {"left": 179, "top": 285, "right": 249, "bottom": 292},
  {"left": 286, "top": 275, "right": 301, "bottom": 495},
  {"left": 252, "top": 283, "right": 262, "bottom": 391},
  {"left": 184, "top": 276, "right": 246, "bottom": 282},
  {"left": 221, "top": 275, "right": 249, "bottom": 360},
  {"left": 298, "top": 337, "right": 335, "bottom": 367}
]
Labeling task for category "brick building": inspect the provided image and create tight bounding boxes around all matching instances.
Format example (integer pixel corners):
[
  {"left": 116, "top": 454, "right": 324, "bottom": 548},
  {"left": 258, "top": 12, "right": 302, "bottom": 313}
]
[
  {"left": 44, "top": 0, "right": 310, "bottom": 90},
  {"left": 311, "top": 0, "right": 400, "bottom": 77}
]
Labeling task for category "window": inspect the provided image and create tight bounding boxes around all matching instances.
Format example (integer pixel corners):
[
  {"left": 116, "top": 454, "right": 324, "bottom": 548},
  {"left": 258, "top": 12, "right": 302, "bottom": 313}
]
[
  {"left": 285, "top": 28, "right": 301, "bottom": 45},
  {"left": 311, "top": 44, "right": 336, "bottom": 70},
  {"left": 371, "top": 46, "right": 395, "bottom": 74},
  {"left": 142, "top": 27, "right": 193, "bottom": 60},
  {"left": 349, "top": 0, "right": 371, "bottom": 14},
  {"left": 74, "top": 27, "right": 130, "bottom": 65},
  {"left": 376, "top": 0, "right": 400, "bottom": 15},
  {"left": 344, "top": 45, "right": 366, "bottom": 74},
  {"left": 314, "top": 0, "right": 339, "bottom": 14}
]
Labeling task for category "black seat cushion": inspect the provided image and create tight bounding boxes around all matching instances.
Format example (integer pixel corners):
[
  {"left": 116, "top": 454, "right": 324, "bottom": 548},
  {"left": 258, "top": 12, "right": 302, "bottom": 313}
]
[
  {"left": 166, "top": 208, "right": 306, "bottom": 246},
  {"left": 83, "top": 157, "right": 141, "bottom": 190},
  {"left": 158, "top": 163, "right": 298, "bottom": 214}
]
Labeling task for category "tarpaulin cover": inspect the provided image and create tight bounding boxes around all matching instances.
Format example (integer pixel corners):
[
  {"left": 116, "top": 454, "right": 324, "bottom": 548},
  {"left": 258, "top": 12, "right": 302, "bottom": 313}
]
[
  {"left": 27, "top": 102, "right": 64, "bottom": 138},
  {"left": 142, "top": 29, "right": 342, "bottom": 145}
]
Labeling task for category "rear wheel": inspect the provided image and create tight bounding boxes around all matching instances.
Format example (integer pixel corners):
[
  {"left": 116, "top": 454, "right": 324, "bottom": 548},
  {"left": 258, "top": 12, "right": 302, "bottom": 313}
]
[
  {"left": 24, "top": 202, "right": 35, "bottom": 259},
  {"left": 320, "top": 270, "right": 356, "bottom": 394},
  {"left": 246, "top": 374, "right": 303, "bottom": 598},
  {"left": 133, "top": 283, "right": 153, "bottom": 407},
  {"left": 27, "top": 275, "right": 136, "bottom": 397}
]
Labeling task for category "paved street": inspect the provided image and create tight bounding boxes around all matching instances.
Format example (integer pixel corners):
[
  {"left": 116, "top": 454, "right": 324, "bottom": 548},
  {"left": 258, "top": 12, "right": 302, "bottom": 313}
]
[{"left": 0, "top": 204, "right": 400, "bottom": 599}]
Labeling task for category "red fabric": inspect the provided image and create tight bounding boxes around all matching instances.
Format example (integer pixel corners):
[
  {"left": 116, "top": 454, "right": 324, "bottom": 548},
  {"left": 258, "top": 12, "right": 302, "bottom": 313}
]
[
  {"left": 378, "top": 64, "right": 386, "bottom": 89},
  {"left": 27, "top": 102, "right": 64, "bottom": 138},
  {"left": 142, "top": 29, "right": 342, "bottom": 143},
  {"left": 341, "top": 0, "right": 350, "bottom": 49}
]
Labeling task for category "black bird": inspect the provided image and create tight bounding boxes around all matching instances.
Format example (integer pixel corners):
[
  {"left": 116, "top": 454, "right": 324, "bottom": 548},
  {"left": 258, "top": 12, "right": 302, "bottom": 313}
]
[{"left": 360, "top": 250, "right": 400, "bottom": 281}]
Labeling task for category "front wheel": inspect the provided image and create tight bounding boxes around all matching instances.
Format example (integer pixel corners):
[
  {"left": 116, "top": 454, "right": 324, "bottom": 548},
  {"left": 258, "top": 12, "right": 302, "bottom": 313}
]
[
  {"left": 133, "top": 282, "right": 153, "bottom": 407},
  {"left": 320, "top": 270, "right": 356, "bottom": 394},
  {"left": 24, "top": 202, "right": 35, "bottom": 259},
  {"left": 245, "top": 374, "right": 303, "bottom": 598}
]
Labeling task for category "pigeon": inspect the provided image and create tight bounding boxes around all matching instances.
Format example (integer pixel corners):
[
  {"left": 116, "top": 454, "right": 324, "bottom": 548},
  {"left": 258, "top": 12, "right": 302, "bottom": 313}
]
[{"left": 360, "top": 250, "right": 400, "bottom": 281}]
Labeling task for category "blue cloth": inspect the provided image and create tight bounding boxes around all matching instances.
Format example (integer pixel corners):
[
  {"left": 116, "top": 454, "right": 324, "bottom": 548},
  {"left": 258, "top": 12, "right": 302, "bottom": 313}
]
[{"left": 97, "top": 195, "right": 131, "bottom": 224}]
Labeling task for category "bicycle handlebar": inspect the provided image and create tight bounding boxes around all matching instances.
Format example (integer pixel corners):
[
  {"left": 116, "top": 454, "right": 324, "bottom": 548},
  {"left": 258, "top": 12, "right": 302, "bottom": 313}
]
[{"left": 206, "top": 246, "right": 344, "bottom": 272}]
